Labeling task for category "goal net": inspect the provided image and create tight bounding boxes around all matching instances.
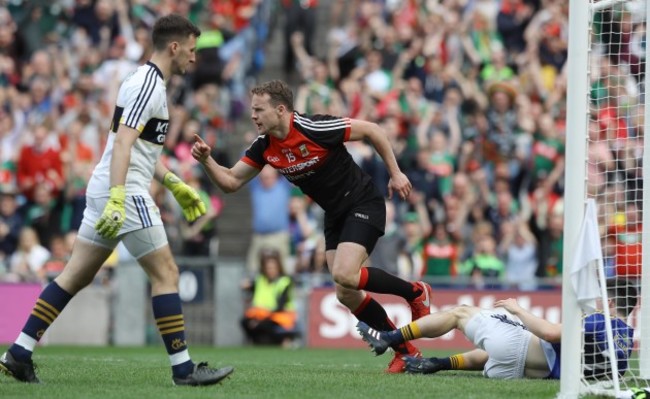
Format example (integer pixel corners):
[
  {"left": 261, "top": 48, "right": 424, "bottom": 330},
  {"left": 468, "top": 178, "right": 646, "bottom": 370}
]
[{"left": 562, "top": 0, "right": 650, "bottom": 398}]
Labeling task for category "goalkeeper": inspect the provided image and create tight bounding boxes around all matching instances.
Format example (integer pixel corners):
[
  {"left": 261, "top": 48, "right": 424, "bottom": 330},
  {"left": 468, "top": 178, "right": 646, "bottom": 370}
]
[
  {"left": 0, "top": 15, "right": 232, "bottom": 387},
  {"left": 357, "top": 279, "right": 636, "bottom": 380}
]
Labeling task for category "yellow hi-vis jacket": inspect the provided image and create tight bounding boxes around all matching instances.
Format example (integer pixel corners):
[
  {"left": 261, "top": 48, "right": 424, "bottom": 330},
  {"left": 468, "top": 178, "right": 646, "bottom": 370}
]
[{"left": 245, "top": 275, "right": 296, "bottom": 329}]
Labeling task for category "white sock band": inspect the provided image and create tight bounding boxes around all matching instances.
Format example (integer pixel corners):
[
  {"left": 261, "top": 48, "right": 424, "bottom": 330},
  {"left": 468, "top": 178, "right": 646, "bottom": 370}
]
[
  {"left": 15, "top": 333, "right": 37, "bottom": 352},
  {"left": 169, "top": 349, "right": 191, "bottom": 366}
]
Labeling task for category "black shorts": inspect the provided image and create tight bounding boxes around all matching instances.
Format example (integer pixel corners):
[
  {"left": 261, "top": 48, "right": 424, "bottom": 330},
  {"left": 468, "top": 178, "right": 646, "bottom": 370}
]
[{"left": 323, "top": 196, "right": 385, "bottom": 254}]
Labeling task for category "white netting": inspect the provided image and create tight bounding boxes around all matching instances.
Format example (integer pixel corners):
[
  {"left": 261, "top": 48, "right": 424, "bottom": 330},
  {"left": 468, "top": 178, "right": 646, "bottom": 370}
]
[{"left": 583, "top": 1, "right": 648, "bottom": 397}]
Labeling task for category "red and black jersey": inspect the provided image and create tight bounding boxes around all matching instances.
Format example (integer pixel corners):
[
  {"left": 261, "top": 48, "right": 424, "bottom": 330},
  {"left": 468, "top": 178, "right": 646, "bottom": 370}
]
[{"left": 242, "top": 112, "right": 381, "bottom": 215}]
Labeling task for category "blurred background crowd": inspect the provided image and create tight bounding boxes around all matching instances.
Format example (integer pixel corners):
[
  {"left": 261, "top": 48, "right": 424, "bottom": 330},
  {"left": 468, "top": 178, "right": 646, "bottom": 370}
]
[{"left": 0, "top": 0, "right": 644, "bottom": 299}]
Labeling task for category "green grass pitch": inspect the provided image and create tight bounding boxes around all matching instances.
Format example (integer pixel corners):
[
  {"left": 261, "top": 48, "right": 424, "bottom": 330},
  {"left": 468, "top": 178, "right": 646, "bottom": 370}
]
[{"left": 0, "top": 346, "right": 566, "bottom": 398}]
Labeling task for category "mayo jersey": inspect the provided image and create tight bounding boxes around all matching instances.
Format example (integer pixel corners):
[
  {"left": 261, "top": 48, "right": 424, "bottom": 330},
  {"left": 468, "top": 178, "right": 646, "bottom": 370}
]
[
  {"left": 242, "top": 112, "right": 381, "bottom": 216},
  {"left": 86, "top": 62, "right": 169, "bottom": 197}
]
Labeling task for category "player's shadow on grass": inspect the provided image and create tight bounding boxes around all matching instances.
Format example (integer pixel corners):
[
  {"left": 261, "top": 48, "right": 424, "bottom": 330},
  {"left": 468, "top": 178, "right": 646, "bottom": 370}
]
[{"left": 405, "top": 371, "right": 485, "bottom": 379}]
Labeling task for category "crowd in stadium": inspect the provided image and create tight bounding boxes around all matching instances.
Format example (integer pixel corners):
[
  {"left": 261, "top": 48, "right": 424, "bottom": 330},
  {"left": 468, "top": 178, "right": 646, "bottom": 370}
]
[{"left": 0, "top": 0, "right": 642, "bottom": 291}]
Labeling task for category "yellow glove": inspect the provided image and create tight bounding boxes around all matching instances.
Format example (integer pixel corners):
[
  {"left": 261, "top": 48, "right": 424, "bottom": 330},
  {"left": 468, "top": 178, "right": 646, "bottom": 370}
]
[
  {"left": 95, "top": 185, "right": 126, "bottom": 239},
  {"left": 163, "top": 172, "right": 207, "bottom": 222}
]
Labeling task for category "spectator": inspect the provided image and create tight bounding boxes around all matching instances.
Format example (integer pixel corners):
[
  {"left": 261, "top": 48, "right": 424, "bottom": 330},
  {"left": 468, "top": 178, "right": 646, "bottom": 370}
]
[
  {"left": 407, "top": 148, "right": 441, "bottom": 208},
  {"left": 292, "top": 32, "right": 345, "bottom": 116},
  {"left": 193, "top": 12, "right": 253, "bottom": 112},
  {"left": 22, "top": 182, "right": 63, "bottom": 248},
  {"left": 178, "top": 170, "right": 220, "bottom": 257},
  {"left": 399, "top": 191, "right": 432, "bottom": 279},
  {"left": 483, "top": 82, "right": 529, "bottom": 182},
  {"left": 170, "top": 118, "right": 203, "bottom": 166},
  {"left": 241, "top": 247, "right": 298, "bottom": 347},
  {"left": 399, "top": 212, "right": 427, "bottom": 280},
  {"left": 113, "top": 0, "right": 148, "bottom": 64},
  {"left": 16, "top": 121, "right": 64, "bottom": 204},
  {"left": 92, "top": 35, "right": 138, "bottom": 105},
  {"left": 421, "top": 222, "right": 458, "bottom": 282},
  {"left": 191, "top": 15, "right": 232, "bottom": 90},
  {"left": 0, "top": 9, "right": 27, "bottom": 73},
  {"left": 362, "top": 49, "right": 394, "bottom": 100},
  {"left": 41, "top": 234, "right": 71, "bottom": 283},
  {"left": 57, "top": 89, "right": 103, "bottom": 159},
  {"left": 0, "top": 103, "right": 25, "bottom": 190},
  {"left": 72, "top": 0, "right": 120, "bottom": 48},
  {"left": 0, "top": 188, "right": 23, "bottom": 266},
  {"left": 461, "top": 9, "right": 504, "bottom": 67},
  {"left": 327, "top": 21, "right": 363, "bottom": 82},
  {"left": 460, "top": 234, "right": 504, "bottom": 289},
  {"left": 617, "top": 127, "right": 644, "bottom": 205},
  {"left": 22, "top": 72, "right": 58, "bottom": 127},
  {"left": 287, "top": 189, "right": 323, "bottom": 275},
  {"left": 13, "top": 2, "right": 60, "bottom": 57},
  {"left": 604, "top": 9, "right": 641, "bottom": 80},
  {"left": 480, "top": 47, "right": 515, "bottom": 83},
  {"left": 486, "top": 188, "right": 518, "bottom": 235},
  {"left": 610, "top": 202, "right": 642, "bottom": 279},
  {"left": 59, "top": 119, "right": 95, "bottom": 232},
  {"left": 282, "top": 0, "right": 318, "bottom": 78},
  {"left": 369, "top": 199, "right": 406, "bottom": 277},
  {"left": 294, "top": 56, "right": 345, "bottom": 116},
  {"left": 5, "top": 226, "right": 50, "bottom": 284},
  {"left": 186, "top": 84, "right": 230, "bottom": 136},
  {"left": 529, "top": 113, "right": 565, "bottom": 192},
  {"left": 403, "top": 77, "right": 436, "bottom": 136},
  {"left": 536, "top": 205, "right": 564, "bottom": 279},
  {"left": 496, "top": 0, "right": 534, "bottom": 57},
  {"left": 534, "top": 4, "right": 568, "bottom": 76},
  {"left": 446, "top": 170, "right": 489, "bottom": 248},
  {"left": 499, "top": 219, "right": 538, "bottom": 290},
  {"left": 246, "top": 165, "right": 291, "bottom": 275},
  {"left": 423, "top": 131, "right": 456, "bottom": 198}
]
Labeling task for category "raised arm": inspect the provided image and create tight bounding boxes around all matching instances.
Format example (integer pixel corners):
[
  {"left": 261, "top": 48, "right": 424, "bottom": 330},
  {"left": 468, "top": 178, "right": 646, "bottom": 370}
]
[
  {"left": 348, "top": 119, "right": 412, "bottom": 200},
  {"left": 192, "top": 134, "right": 260, "bottom": 193}
]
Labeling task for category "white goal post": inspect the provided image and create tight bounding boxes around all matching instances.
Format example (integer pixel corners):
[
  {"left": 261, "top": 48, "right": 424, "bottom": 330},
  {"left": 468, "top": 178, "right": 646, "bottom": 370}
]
[{"left": 562, "top": 0, "right": 650, "bottom": 398}]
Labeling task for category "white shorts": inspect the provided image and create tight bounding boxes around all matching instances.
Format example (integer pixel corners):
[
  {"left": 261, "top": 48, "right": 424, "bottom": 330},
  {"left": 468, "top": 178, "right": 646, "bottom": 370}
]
[
  {"left": 77, "top": 195, "right": 168, "bottom": 259},
  {"left": 464, "top": 310, "right": 532, "bottom": 379}
]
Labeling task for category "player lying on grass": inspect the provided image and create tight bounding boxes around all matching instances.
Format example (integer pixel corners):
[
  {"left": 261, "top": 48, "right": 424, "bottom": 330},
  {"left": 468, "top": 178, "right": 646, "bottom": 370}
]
[{"left": 358, "top": 279, "right": 636, "bottom": 378}]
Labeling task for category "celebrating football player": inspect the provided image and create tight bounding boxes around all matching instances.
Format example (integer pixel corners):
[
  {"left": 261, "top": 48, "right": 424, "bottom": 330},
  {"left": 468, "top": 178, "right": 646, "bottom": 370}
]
[{"left": 192, "top": 79, "right": 433, "bottom": 373}]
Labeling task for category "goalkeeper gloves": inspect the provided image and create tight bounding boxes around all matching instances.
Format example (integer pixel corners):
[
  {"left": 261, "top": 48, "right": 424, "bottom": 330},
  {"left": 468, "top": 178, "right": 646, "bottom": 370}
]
[
  {"left": 163, "top": 171, "right": 207, "bottom": 222},
  {"left": 95, "top": 185, "right": 126, "bottom": 239}
]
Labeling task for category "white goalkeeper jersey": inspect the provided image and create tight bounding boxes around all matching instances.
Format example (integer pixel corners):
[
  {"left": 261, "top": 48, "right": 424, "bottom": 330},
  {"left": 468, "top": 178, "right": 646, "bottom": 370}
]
[{"left": 86, "top": 61, "right": 169, "bottom": 197}]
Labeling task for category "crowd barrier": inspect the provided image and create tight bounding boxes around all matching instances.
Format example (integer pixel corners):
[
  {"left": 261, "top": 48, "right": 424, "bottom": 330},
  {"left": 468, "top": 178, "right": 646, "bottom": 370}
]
[
  {"left": 0, "top": 283, "right": 110, "bottom": 345},
  {"left": 3, "top": 260, "right": 603, "bottom": 350}
]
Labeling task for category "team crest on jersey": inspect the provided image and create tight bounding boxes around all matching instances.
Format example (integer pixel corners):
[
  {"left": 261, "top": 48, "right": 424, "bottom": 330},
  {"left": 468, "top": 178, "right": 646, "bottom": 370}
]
[{"left": 299, "top": 144, "right": 309, "bottom": 157}]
